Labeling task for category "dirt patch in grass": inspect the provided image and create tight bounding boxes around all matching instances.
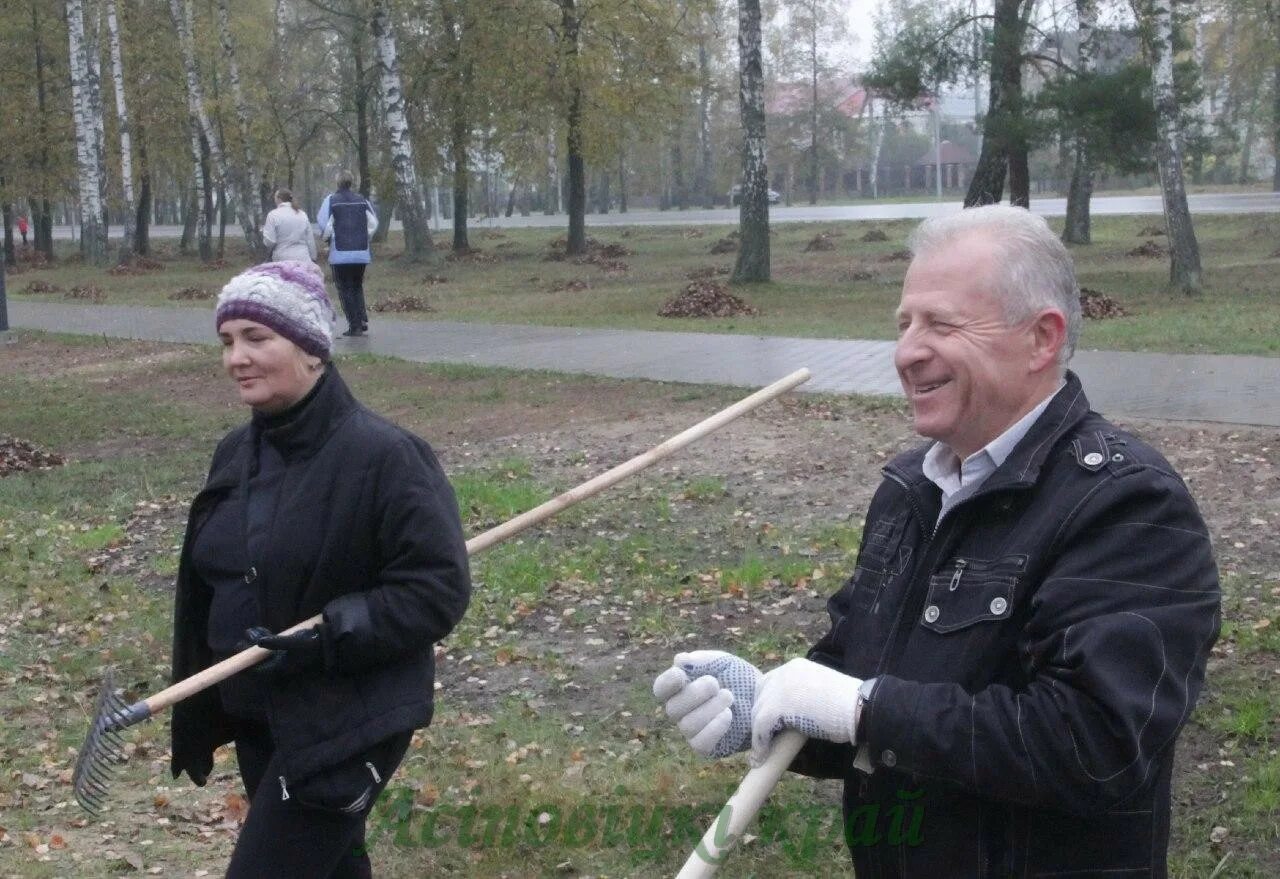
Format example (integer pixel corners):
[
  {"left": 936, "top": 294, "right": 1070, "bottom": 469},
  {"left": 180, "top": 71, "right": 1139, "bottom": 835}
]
[
  {"left": 549, "top": 278, "right": 591, "bottom": 293},
  {"left": 1137, "top": 224, "right": 1167, "bottom": 237},
  {"left": 658, "top": 281, "right": 759, "bottom": 318},
  {"left": 860, "top": 228, "right": 889, "bottom": 242},
  {"left": 709, "top": 237, "right": 738, "bottom": 254},
  {"left": 878, "top": 249, "right": 912, "bottom": 263},
  {"left": 0, "top": 436, "right": 66, "bottom": 477}
]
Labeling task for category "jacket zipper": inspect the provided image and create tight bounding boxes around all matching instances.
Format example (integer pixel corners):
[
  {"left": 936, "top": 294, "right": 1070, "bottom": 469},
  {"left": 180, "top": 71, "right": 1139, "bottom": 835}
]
[{"left": 949, "top": 559, "right": 967, "bottom": 591}]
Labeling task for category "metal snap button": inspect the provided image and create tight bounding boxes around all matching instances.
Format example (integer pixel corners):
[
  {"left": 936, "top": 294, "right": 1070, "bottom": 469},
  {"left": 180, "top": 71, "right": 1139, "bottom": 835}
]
[
  {"left": 1083, "top": 452, "right": 1104, "bottom": 466},
  {"left": 924, "top": 605, "right": 940, "bottom": 623},
  {"left": 1111, "top": 453, "right": 1124, "bottom": 462},
  {"left": 990, "top": 596, "right": 1008, "bottom": 615},
  {"left": 244, "top": 566, "right": 258, "bottom": 584},
  {"left": 881, "top": 749, "right": 898, "bottom": 767}
]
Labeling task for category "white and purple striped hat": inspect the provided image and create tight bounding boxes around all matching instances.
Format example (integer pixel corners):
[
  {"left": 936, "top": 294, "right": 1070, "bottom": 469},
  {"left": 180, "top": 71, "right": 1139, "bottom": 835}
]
[{"left": 215, "top": 261, "right": 335, "bottom": 359}]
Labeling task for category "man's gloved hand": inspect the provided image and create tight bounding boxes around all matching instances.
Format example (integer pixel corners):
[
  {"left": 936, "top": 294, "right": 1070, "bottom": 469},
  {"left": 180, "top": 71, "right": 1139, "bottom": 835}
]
[
  {"left": 750, "top": 657, "right": 864, "bottom": 766},
  {"left": 652, "top": 650, "right": 762, "bottom": 758},
  {"left": 239, "top": 625, "right": 331, "bottom": 679}
]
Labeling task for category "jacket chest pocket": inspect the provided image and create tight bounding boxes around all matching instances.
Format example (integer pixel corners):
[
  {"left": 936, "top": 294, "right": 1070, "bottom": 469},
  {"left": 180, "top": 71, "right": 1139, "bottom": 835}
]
[
  {"left": 920, "top": 554, "right": 1027, "bottom": 634},
  {"left": 851, "top": 513, "right": 913, "bottom": 614}
]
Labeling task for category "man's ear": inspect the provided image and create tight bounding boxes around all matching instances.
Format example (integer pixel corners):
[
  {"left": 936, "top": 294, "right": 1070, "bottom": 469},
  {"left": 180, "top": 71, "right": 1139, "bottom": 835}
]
[{"left": 1028, "top": 309, "right": 1067, "bottom": 373}]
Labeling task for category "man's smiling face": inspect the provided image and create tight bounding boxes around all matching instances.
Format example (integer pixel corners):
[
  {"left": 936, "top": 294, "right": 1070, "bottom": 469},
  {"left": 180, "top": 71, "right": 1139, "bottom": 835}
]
[{"left": 893, "top": 233, "right": 1051, "bottom": 459}]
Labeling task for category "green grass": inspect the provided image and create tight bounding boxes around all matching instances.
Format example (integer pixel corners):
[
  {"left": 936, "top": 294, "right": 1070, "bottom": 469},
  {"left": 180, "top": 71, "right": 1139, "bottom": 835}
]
[{"left": 11, "top": 212, "right": 1279, "bottom": 355}]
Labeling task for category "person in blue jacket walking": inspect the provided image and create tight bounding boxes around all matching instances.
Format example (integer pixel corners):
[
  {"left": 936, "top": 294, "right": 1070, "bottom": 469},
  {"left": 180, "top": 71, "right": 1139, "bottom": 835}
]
[{"left": 316, "top": 171, "right": 379, "bottom": 337}]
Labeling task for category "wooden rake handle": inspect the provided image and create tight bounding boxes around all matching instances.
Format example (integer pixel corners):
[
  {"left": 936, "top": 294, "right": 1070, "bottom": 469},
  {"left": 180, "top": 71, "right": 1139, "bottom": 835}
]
[
  {"left": 676, "top": 731, "right": 808, "bottom": 878},
  {"left": 138, "top": 368, "right": 813, "bottom": 719}
]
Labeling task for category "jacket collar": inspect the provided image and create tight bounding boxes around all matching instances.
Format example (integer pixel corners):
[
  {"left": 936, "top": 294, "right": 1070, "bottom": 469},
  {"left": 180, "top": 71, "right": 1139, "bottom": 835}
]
[
  {"left": 886, "top": 370, "right": 1092, "bottom": 494},
  {"left": 250, "top": 364, "right": 358, "bottom": 461}
]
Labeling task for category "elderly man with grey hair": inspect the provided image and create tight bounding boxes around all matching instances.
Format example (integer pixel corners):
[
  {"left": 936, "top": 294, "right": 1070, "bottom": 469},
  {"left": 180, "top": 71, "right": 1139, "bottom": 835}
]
[{"left": 655, "top": 205, "right": 1219, "bottom": 876}]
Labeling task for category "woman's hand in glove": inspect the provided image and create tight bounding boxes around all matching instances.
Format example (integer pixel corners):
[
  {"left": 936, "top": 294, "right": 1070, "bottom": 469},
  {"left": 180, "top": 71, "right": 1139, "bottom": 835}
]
[{"left": 239, "top": 625, "right": 332, "bottom": 679}]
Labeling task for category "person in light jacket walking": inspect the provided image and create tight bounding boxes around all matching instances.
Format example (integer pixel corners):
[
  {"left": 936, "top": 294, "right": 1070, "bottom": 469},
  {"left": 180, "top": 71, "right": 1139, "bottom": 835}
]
[
  {"left": 316, "top": 171, "right": 378, "bottom": 337},
  {"left": 262, "top": 189, "right": 318, "bottom": 267}
]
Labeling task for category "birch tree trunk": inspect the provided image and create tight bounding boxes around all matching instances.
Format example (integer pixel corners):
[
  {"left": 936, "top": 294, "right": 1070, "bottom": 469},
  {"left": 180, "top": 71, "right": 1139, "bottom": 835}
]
[
  {"left": 696, "top": 34, "right": 714, "bottom": 207},
  {"left": 168, "top": 0, "right": 256, "bottom": 251},
  {"left": 31, "top": 0, "right": 56, "bottom": 260},
  {"left": 371, "top": 0, "right": 433, "bottom": 259},
  {"left": 1063, "top": 0, "right": 1098, "bottom": 244},
  {"left": 85, "top": 0, "right": 110, "bottom": 239},
  {"left": 216, "top": 0, "right": 263, "bottom": 245},
  {"left": 869, "top": 96, "right": 883, "bottom": 198},
  {"left": 545, "top": 128, "right": 559, "bottom": 215},
  {"left": 168, "top": 0, "right": 210, "bottom": 260},
  {"left": 808, "top": 0, "right": 819, "bottom": 205},
  {"left": 66, "top": 0, "right": 107, "bottom": 265},
  {"left": 732, "top": 0, "right": 770, "bottom": 283},
  {"left": 1145, "top": 0, "right": 1203, "bottom": 293},
  {"left": 105, "top": 0, "right": 136, "bottom": 263}
]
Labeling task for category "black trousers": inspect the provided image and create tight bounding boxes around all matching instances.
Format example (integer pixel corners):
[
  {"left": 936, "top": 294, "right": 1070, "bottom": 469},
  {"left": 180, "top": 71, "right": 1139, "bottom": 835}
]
[
  {"left": 331, "top": 263, "right": 369, "bottom": 332},
  {"left": 226, "top": 720, "right": 410, "bottom": 879}
]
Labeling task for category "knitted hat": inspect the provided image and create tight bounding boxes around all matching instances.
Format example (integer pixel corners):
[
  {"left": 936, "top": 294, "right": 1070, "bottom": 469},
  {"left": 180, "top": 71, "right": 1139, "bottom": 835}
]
[{"left": 215, "top": 262, "right": 335, "bottom": 359}]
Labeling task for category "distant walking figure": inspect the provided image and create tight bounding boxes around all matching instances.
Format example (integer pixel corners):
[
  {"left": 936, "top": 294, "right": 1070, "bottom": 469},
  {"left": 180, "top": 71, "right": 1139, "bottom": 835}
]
[
  {"left": 262, "top": 189, "right": 318, "bottom": 267},
  {"left": 316, "top": 171, "right": 378, "bottom": 337},
  {"left": 17, "top": 214, "right": 29, "bottom": 246}
]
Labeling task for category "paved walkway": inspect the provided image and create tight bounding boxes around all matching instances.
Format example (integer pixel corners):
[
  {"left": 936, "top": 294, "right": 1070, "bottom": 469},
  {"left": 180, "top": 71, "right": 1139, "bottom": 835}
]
[{"left": 8, "top": 301, "right": 1280, "bottom": 427}]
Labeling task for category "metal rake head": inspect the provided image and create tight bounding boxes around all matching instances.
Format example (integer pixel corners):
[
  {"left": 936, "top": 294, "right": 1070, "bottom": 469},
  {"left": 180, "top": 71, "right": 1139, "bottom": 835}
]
[{"left": 72, "top": 669, "right": 151, "bottom": 816}]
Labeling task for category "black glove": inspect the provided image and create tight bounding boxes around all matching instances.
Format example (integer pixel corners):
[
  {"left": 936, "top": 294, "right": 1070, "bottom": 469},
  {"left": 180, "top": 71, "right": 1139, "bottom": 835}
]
[{"left": 240, "top": 625, "right": 331, "bottom": 679}]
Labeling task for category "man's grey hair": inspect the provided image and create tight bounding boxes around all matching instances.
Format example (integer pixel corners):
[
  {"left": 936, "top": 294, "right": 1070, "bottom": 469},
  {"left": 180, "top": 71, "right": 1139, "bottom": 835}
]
[
  {"left": 336, "top": 169, "right": 355, "bottom": 189},
  {"left": 907, "top": 205, "right": 1081, "bottom": 365}
]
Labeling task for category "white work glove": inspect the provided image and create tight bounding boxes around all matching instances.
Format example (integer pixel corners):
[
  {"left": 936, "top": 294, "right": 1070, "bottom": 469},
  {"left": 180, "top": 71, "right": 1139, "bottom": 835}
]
[
  {"left": 750, "top": 657, "right": 864, "bottom": 766},
  {"left": 652, "top": 650, "right": 762, "bottom": 758}
]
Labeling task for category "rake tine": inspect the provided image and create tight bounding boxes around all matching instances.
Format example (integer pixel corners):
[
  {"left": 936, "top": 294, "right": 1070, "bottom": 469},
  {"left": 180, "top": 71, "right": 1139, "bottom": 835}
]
[{"left": 72, "top": 670, "right": 155, "bottom": 816}]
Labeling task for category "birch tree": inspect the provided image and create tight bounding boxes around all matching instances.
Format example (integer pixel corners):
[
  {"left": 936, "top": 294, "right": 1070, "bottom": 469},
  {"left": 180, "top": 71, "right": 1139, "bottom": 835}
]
[
  {"left": 371, "top": 0, "right": 434, "bottom": 259},
  {"left": 216, "top": 0, "right": 264, "bottom": 241},
  {"left": 105, "top": 0, "right": 136, "bottom": 262},
  {"left": 1062, "top": 0, "right": 1098, "bottom": 244},
  {"left": 66, "top": 0, "right": 108, "bottom": 265},
  {"left": 85, "top": 0, "right": 110, "bottom": 238},
  {"left": 732, "top": 0, "right": 770, "bottom": 282},
  {"left": 1138, "top": 0, "right": 1202, "bottom": 293},
  {"left": 168, "top": 0, "right": 258, "bottom": 251}
]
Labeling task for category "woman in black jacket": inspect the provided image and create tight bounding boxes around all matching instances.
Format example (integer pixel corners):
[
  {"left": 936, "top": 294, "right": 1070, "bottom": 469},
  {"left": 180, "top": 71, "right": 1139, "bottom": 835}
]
[{"left": 169, "top": 261, "right": 471, "bottom": 878}]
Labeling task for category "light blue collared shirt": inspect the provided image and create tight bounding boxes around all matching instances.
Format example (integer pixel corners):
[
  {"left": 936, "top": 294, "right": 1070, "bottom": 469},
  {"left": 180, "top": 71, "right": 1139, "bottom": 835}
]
[{"left": 922, "top": 381, "right": 1066, "bottom": 524}]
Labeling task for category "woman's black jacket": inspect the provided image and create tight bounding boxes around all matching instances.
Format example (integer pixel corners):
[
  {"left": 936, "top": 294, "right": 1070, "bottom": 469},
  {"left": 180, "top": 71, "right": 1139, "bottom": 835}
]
[{"left": 170, "top": 366, "right": 471, "bottom": 786}]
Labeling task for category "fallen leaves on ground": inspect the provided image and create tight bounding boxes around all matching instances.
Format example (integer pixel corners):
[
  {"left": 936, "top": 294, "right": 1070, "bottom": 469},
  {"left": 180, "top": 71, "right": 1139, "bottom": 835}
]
[
  {"left": 838, "top": 266, "right": 876, "bottom": 283},
  {"left": 168, "top": 286, "right": 212, "bottom": 301},
  {"left": 66, "top": 284, "right": 105, "bottom": 302},
  {"left": 1127, "top": 239, "right": 1168, "bottom": 258},
  {"left": 658, "top": 281, "right": 759, "bottom": 318},
  {"left": 21, "top": 280, "right": 62, "bottom": 294},
  {"left": 1080, "top": 287, "right": 1130, "bottom": 319},
  {"left": 0, "top": 437, "right": 66, "bottom": 477},
  {"left": 860, "top": 229, "right": 889, "bottom": 242},
  {"left": 421, "top": 274, "right": 450, "bottom": 285},
  {"left": 372, "top": 295, "right": 434, "bottom": 312},
  {"left": 708, "top": 237, "right": 738, "bottom": 254},
  {"left": 548, "top": 279, "right": 591, "bottom": 293},
  {"left": 878, "top": 249, "right": 912, "bottom": 263},
  {"left": 446, "top": 248, "right": 499, "bottom": 264},
  {"left": 1137, "top": 224, "right": 1167, "bottom": 237},
  {"left": 803, "top": 233, "right": 836, "bottom": 252}
]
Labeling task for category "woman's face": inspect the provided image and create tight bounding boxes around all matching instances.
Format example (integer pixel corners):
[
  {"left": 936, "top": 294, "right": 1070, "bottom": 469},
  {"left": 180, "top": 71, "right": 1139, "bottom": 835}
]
[{"left": 218, "top": 318, "right": 322, "bottom": 413}]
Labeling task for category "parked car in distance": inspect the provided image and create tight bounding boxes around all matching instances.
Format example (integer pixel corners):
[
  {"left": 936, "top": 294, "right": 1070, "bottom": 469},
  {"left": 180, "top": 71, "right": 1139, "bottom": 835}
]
[{"left": 728, "top": 184, "right": 781, "bottom": 206}]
